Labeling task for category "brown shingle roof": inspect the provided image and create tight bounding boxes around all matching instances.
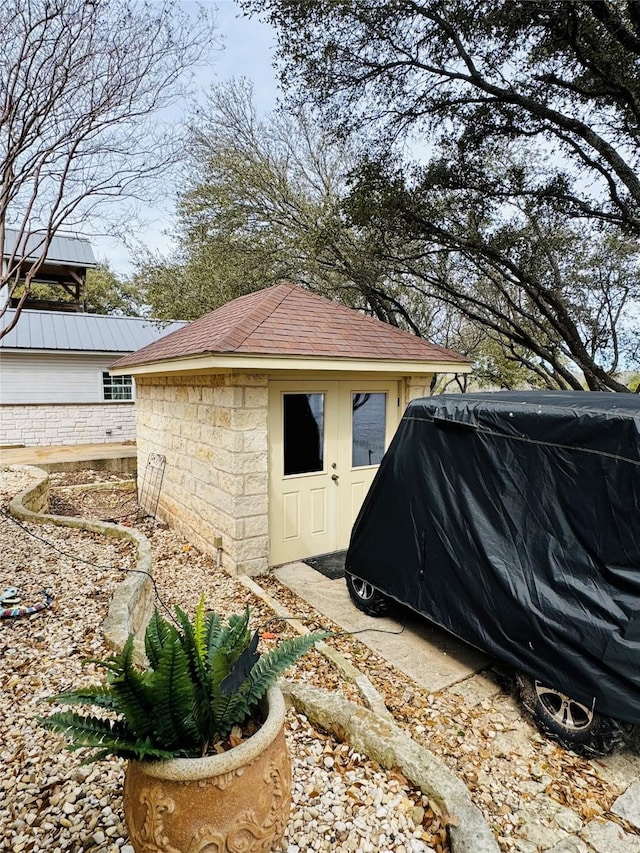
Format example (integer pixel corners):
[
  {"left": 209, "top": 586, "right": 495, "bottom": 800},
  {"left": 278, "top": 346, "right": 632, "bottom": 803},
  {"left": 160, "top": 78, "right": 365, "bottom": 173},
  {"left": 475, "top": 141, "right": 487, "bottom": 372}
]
[{"left": 113, "top": 283, "right": 469, "bottom": 369}]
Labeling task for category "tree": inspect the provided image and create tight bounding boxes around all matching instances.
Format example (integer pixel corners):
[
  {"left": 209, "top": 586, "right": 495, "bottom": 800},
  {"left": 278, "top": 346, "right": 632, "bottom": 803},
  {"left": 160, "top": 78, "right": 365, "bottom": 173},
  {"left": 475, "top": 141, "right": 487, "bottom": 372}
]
[
  {"left": 0, "top": 0, "right": 217, "bottom": 339},
  {"left": 244, "top": 0, "right": 640, "bottom": 390},
  {"left": 85, "top": 264, "right": 142, "bottom": 316},
  {"left": 136, "top": 79, "right": 422, "bottom": 327},
  {"left": 346, "top": 154, "right": 640, "bottom": 390}
]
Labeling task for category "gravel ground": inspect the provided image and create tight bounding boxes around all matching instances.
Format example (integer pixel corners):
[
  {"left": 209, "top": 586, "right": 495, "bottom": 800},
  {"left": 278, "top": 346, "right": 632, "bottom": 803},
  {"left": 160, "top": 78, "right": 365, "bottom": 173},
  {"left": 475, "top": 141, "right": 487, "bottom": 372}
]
[
  {"left": 4, "top": 468, "right": 640, "bottom": 853},
  {"left": 0, "top": 468, "right": 449, "bottom": 853}
]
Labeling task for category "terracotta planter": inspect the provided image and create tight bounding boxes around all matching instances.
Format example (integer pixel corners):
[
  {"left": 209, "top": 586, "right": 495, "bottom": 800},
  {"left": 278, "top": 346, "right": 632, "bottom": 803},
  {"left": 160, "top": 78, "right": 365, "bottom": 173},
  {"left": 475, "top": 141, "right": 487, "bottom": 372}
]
[{"left": 123, "top": 686, "right": 291, "bottom": 853}]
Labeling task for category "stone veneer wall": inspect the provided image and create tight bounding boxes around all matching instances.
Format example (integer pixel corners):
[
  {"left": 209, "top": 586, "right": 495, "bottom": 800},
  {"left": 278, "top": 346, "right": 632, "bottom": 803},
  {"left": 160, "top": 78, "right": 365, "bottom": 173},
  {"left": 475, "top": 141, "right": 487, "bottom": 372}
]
[
  {"left": 135, "top": 373, "right": 269, "bottom": 577},
  {"left": 0, "top": 403, "right": 136, "bottom": 446},
  {"left": 404, "top": 375, "right": 435, "bottom": 406}
]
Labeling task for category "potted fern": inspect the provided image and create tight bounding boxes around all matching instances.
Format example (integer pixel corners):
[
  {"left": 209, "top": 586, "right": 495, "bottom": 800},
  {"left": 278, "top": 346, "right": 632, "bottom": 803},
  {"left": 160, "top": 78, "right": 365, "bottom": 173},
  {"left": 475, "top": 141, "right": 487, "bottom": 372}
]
[{"left": 40, "top": 597, "right": 327, "bottom": 853}]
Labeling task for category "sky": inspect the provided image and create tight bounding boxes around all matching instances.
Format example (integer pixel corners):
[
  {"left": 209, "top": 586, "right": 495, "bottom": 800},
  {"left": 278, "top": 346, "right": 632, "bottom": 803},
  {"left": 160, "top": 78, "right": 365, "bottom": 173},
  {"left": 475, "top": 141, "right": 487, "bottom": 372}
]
[{"left": 94, "top": 1, "right": 279, "bottom": 276}]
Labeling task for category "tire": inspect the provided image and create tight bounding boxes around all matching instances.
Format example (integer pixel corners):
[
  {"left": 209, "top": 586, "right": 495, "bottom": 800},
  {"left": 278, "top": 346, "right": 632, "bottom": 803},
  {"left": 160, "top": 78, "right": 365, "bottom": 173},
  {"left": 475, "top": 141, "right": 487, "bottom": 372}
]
[
  {"left": 345, "top": 572, "right": 389, "bottom": 616},
  {"left": 517, "top": 673, "right": 633, "bottom": 757}
]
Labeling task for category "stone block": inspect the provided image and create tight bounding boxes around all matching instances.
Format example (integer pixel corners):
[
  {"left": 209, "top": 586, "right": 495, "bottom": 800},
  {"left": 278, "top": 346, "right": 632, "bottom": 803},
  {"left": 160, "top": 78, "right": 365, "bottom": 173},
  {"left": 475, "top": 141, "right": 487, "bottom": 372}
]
[
  {"left": 244, "top": 386, "right": 268, "bottom": 408},
  {"left": 172, "top": 386, "right": 189, "bottom": 402},
  {"left": 195, "top": 444, "right": 214, "bottom": 463},
  {"left": 215, "top": 428, "right": 244, "bottom": 452},
  {"left": 191, "top": 460, "right": 214, "bottom": 486},
  {"left": 233, "top": 535, "right": 270, "bottom": 562},
  {"left": 243, "top": 429, "right": 268, "bottom": 452},
  {"left": 238, "top": 451, "right": 268, "bottom": 474},
  {"left": 581, "top": 819, "right": 640, "bottom": 852},
  {"left": 235, "top": 493, "right": 269, "bottom": 518},
  {"left": 237, "top": 372, "right": 268, "bottom": 386},
  {"left": 243, "top": 472, "right": 268, "bottom": 496},
  {"left": 214, "top": 386, "right": 243, "bottom": 408},
  {"left": 233, "top": 407, "right": 268, "bottom": 431},
  {"left": 211, "top": 447, "right": 234, "bottom": 475},
  {"left": 612, "top": 781, "right": 640, "bottom": 830},
  {"left": 217, "top": 469, "right": 244, "bottom": 497},
  {"left": 180, "top": 419, "right": 202, "bottom": 442},
  {"left": 242, "top": 514, "right": 269, "bottom": 538},
  {"left": 212, "top": 407, "right": 231, "bottom": 428},
  {"left": 211, "top": 486, "right": 237, "bottom": 516},
  {"left": 236, "top": 556, "right": 269, "bottom": 577}
]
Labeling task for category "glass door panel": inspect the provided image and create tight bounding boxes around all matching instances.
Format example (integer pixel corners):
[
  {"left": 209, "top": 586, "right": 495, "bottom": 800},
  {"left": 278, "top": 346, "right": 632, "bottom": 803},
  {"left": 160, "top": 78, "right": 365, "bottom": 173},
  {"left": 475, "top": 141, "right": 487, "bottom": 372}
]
[
  {"left": 283, "top": 393, "right": 325, "bottom": 475},
  {"left": 351, "top": 392, "right": 387, "bottom": 467}
]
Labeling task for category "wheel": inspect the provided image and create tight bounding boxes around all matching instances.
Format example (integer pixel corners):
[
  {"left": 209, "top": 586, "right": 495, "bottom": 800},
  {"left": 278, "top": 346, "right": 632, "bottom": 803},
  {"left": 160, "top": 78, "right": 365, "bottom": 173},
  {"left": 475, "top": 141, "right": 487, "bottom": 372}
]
[
  {"left": 345, "top": 572, "right": 389, "bottom": 616},
  {"left": 517, "top": 673, "right": 633, "bottom": 756}
]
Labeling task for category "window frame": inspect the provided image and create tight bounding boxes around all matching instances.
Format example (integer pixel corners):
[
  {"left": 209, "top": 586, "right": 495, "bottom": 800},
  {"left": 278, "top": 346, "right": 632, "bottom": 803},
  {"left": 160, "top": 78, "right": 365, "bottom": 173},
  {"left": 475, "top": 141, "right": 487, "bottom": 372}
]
[{"left": 102, "top": 371, "right": 134, "bottom": 402}]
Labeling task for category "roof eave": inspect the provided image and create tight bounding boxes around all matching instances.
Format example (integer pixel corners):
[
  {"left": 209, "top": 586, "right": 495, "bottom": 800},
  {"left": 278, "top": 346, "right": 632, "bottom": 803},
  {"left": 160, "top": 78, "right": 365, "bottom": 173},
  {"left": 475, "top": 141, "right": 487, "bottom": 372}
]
[{"left": 110, "top": 352, "right": 472, "bottom": 377}]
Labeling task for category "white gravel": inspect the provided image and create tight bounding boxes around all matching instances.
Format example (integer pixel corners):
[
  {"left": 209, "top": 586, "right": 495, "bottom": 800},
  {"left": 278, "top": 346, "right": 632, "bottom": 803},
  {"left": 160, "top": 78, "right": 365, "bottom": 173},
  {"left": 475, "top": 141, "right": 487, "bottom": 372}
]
[{"left": 0, "top": 467, "right": 447, "bottom": 853}]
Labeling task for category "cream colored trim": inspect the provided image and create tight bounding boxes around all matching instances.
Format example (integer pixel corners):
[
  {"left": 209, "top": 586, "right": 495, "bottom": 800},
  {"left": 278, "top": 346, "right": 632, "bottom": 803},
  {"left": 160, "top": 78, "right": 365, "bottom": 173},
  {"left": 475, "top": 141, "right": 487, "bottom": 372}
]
[{"left": 110, "top": 352, "right": 471, "bottom": 378}]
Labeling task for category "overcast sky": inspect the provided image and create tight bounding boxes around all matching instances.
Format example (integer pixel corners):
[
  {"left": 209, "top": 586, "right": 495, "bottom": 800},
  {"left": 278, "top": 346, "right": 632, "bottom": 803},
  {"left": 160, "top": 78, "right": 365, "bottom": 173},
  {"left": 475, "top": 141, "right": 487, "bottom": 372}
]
[{"left": 95, "top": 1, "right": 279, "bottom": 275}]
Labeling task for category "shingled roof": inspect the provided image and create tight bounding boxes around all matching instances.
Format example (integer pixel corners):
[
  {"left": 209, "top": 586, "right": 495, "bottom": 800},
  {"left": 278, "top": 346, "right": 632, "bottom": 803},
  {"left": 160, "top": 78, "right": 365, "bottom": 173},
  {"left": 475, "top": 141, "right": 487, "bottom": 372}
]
[{"left": 112, "top": 283, "right": 469, "bottom": 370}]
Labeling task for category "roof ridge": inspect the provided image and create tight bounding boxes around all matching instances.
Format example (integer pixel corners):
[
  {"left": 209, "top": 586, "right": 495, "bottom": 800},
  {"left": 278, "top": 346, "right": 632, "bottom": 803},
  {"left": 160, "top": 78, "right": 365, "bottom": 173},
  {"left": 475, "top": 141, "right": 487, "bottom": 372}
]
[{"left": 216, "top": 283, "right": 295, "bottom": 352}]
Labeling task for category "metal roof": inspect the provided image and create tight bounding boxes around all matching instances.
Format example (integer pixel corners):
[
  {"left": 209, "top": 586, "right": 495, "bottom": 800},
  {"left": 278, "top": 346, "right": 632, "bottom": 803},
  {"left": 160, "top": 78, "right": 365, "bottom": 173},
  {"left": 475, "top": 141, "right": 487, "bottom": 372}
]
[
  {"left": 0, "top": 309, "right": 187, "bottom": 353},
  {"left": 3, "top": 228, "right": 97, "bottom": 268}
]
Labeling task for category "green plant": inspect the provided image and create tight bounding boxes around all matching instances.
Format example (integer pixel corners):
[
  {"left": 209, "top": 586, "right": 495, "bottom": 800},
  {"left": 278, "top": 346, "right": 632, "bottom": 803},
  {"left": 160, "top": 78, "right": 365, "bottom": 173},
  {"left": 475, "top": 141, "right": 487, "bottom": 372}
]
[{"left": 40, "top": 597, "right": 327, "bottom": 762}]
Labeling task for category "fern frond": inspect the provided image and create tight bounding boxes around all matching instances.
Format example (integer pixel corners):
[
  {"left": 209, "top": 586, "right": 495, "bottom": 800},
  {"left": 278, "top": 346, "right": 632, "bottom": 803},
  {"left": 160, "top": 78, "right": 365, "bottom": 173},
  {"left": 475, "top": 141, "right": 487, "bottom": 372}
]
[
  {"left": 193, "top": 595, "right": 208, "bottom": 670},
  {"left": 174, "top": 597, "right": 211, "bottom": 743},
  {"left": 108, "top": 637, "right": 154, "bottom": 740},
  {"left": 39, "top": 711, "right": 126, "bottom": 747},
  {"left": 47, "top": 684, "right": 117, "bottom": 711},
  {"left": 243, "top": 632, "right": 328, "bottom": 709},
  {"left": 144, "top": 610, "right": 176, "bottom": 669},
  {"left": 39, "top": 712, "right": 181, "bottom": 761},
  {"left": 150, "top": 637, "right": 200, "bottom": 751},
  {"left": 204, "top": 611, "right": 222, "bottom": 659},
  {"left": 215, "top": 607, "right": 251, "bottom": 666}
]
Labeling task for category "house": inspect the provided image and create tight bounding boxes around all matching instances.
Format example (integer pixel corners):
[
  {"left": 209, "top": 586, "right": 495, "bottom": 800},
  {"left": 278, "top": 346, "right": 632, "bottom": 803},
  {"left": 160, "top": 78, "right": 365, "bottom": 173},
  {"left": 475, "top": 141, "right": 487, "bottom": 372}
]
[
  {"left": 111, "top": 282, "right": 471, "bottom": 574},
  {"left": 0, "top": 309, "right": 186, "bottom": 446},
  {"left": 0, "top": 230, "right": 185, "bottom": 447}
]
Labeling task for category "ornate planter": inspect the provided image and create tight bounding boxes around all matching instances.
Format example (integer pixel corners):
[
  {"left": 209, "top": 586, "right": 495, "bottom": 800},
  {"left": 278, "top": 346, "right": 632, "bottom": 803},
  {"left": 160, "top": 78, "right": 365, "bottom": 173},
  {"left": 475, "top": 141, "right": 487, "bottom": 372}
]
[{"left": 123, "top": 686, "right": 291, "bottom": 853}]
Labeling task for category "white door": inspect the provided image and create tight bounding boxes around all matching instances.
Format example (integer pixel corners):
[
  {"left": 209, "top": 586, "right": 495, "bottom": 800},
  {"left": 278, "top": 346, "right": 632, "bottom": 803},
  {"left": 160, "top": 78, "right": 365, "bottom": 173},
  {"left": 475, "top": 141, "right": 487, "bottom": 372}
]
[{"left": 269, "top": 379, "right": 399, "bottom": 565}]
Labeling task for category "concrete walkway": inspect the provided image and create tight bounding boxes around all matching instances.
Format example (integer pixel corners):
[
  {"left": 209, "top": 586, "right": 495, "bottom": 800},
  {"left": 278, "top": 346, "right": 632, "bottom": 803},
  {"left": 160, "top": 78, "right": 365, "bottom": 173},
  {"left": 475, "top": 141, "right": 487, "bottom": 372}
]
[
  {"left": 274, "top": 562, "right": 491, "bottom": 693},
  {"left": 0, "top": 442, "right": 137, "bottom": 473}
]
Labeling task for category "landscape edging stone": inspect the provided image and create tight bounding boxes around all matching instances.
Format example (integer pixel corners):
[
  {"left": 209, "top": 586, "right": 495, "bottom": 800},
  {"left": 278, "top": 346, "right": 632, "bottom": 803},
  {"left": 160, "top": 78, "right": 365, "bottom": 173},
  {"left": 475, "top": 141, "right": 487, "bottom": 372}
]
[{"left": 8, "top": 465, "right": 153, "bottom": 662}]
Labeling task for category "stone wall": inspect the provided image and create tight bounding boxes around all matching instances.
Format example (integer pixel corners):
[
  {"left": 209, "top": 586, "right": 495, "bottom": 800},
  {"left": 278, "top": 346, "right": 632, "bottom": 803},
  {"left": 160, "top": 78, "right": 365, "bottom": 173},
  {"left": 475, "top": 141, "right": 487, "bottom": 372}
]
[
  {"left": 404, "top": 375, "right": 435, "bottom": 406},
  {"left": 135, "top": 373, "right": 269, "bottom": 576},
  {"left": 0, "top": 403, "right": 136, "bottom": 446}
]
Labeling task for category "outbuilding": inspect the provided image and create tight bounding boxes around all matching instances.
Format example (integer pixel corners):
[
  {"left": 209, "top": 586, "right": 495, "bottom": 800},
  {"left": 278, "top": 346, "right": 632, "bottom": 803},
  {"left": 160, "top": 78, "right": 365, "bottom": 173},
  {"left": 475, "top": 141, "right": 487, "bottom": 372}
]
[{"left": 111, "top": 283, "right": 471, "bottom": 574}]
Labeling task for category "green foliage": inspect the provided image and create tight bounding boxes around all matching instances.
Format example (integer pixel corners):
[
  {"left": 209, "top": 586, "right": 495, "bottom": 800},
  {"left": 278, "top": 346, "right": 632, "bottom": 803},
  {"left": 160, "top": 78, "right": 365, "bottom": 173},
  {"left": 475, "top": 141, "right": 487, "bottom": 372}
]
[
  {"left": 40, "top": 597, "right": 328, "bottom": 761},
  {"left": 238, "top": 0, "right": 640, "bottom": 390},
  {"left": 85, "top": 265, "right": 143, "bottom": 316}
]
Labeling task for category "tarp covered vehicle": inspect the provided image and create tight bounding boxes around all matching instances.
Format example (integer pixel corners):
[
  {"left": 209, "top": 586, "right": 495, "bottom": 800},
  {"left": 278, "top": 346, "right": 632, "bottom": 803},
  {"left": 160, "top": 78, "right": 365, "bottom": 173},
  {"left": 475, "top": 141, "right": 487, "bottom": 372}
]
[{"left": 345, "top": 391, "right": 640, "bottom": 755}]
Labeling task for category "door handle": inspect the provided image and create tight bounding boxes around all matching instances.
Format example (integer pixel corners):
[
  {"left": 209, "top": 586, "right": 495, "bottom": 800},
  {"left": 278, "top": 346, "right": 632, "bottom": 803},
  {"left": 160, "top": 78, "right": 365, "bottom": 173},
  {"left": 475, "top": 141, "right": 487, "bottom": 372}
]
[{"left": 331, "top": 473, "right": 339, "bottom": 482}]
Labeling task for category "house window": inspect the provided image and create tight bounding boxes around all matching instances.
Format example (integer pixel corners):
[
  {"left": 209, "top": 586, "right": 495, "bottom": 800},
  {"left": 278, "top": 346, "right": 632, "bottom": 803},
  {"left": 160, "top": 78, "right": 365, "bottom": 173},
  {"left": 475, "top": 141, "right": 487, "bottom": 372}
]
[{"left": 102, "top": 372, "right": 133, "bottom": 401}]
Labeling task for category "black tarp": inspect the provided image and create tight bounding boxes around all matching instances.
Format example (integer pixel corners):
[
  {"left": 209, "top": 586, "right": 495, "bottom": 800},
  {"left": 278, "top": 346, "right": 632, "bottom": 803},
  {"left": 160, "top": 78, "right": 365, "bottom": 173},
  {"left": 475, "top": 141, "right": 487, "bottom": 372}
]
[{"left": 345, "top": 391, "right": 640, "bottom": 723}]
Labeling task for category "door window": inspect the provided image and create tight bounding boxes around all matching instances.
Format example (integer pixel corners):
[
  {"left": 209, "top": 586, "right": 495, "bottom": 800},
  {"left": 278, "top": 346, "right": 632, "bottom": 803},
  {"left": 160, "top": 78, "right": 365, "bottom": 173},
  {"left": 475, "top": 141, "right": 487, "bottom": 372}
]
[
  {"left": 352, "top": 392, "right": 386, "bottom": 467},
  {"left": 283, "top": 393, "right": 325, "bottom": 475}
]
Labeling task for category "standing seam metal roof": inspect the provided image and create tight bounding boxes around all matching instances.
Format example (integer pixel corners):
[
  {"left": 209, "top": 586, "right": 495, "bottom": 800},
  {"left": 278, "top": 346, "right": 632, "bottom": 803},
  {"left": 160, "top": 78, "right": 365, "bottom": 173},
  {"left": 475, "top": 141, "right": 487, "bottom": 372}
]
[
  {"left": 2, "top": 228, "right": 97, "bottom": 267},
  {"left": 0, "top": 310, "right": 187, "bottom": 353}
]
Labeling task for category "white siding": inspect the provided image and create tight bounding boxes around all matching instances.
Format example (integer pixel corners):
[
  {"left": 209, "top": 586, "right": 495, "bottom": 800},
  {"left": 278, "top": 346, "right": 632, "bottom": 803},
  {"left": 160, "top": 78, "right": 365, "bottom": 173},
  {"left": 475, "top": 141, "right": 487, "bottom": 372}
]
[{"left": 0, "top": 352, "right": 134, "bottom": 404}]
